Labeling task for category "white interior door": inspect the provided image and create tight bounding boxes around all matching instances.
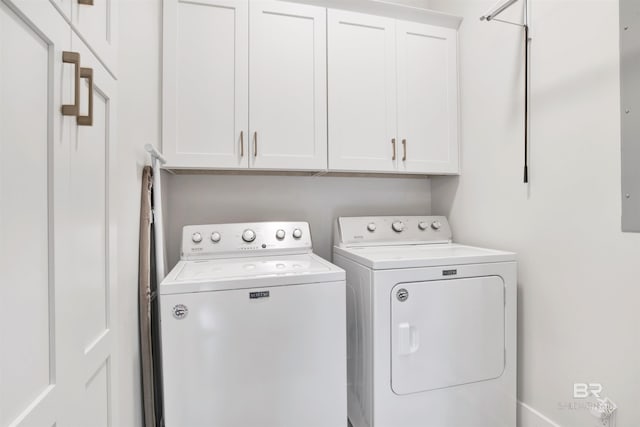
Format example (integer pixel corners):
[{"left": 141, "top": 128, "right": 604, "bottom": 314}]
[
  {"left": 391, "top": 277, "right": 505, "bottom": 395},
  {"left": 328, "top": 9, "right": 397, "bottom": 173},
  {"left": 397, "top": 21, "right": 459, "bottom": 174},
  {"left": 68, "top": 31, "right": 118, "bottom": 427},
  {"left": 163, "top": 0, "right": 249, "bottom": 169},
  {"left": 71, "top": 0, "right": 117, "bottom": 74},
  {"left": 249, "top": 0, "right": 327, "bottom": 170},
  {"left": 0, "top": 1, "right": 70, "bottom": 426}
]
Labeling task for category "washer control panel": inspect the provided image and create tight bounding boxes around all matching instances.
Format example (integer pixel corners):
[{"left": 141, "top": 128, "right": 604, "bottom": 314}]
[
  {"left": 182, "top": 222, "right": 312, "bottom": 260},
  {"left": 336, "top": 216, "right": 452, "bottom": 247}
]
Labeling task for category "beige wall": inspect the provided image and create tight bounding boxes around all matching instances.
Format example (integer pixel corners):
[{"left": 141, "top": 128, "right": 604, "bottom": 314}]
[{"left": 429, "top": 1, "right": 640, "bottom": 426}]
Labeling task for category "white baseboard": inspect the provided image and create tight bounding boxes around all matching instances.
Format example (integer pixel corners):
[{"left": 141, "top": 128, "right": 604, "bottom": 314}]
[{"left": 518, "top": 401, "right": 563, "bottom": 427}]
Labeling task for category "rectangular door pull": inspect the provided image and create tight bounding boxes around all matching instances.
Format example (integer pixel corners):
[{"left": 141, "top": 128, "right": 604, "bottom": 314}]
[
  {"left": 61, "top": 51, "right": 80, "bottom": 116},
  {"left": 77, "top": 67, "right": 93, "bottom": 126}
]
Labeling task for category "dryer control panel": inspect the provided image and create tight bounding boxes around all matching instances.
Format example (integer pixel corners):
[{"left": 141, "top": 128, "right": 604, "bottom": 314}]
[
  {"left": 182, "top": 222, "right": 312, "bottom": 260},
  {"left": 335, "top": 216, "right": 452, "bottom": 247}
]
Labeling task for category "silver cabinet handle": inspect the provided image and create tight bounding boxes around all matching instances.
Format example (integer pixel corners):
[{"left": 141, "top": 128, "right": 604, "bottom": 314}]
[
  {"left": 392, "top": 138, "right": 396, "bottom": 161},
  {"left": 254, "top": 132, "right": 258, "bottom": 157},
  {"left": 402, "top": 139, "right": 407, "bottom": 161},
  {"left": 240, "top": 131, "right": 244, "bottom": 157}
]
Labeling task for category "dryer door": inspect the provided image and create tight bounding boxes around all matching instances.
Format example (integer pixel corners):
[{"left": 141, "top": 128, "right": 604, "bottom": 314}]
[{"left": 391, "top": 276, "right": 505, "bottom": 395}]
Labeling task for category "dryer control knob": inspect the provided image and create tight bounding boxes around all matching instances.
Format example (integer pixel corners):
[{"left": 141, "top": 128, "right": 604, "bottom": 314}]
[
  {"left": 292, "top": 228, "right": 303, "bottom": 239},
  {"left": 192, "top": 232, "right": 203, "bottom": 243},
  {"left": 275, "top": 229, "right": 286, "bottom": 240},
  {"left": 392, "top": 221, "right": 405, "bottom": 233},
  {"left": 242, "top": 229, "right": 256, "bottom": 243},
  {"left": 418, "top": 221, "right": 428, "bottom": 231},
  {"left": 431, "top": 221, "right": 442, "bottom": 231},
  {"left": 367, "top": 223, "right": 377, "bottom": 232},
  {"left": 211, "top": 232, "right": 221, "bottom": 243}
]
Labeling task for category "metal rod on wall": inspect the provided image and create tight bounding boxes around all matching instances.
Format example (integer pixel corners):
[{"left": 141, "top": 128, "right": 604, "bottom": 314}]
[{"left": 480, "top": 0, "right": 531, "bottom": 183}]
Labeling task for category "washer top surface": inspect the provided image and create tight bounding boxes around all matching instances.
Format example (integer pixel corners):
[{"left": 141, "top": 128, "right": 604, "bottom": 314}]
[
  {"left": 161, "top": 221, "right": 344, "bottom": 294},
  {"left": 162, "top": 253, "right": 344, "bottom": 294},
  {"left": 334, "top": 216, "right": 516, "bottom": 270}
]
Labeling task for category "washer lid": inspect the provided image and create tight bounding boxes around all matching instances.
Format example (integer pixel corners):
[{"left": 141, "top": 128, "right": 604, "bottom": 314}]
[
  {"left": 334, "top": 243, "right": 516, "bottom": 270},
  {"left": 160, "top": 253, "right": 344, "bottom": 294}
]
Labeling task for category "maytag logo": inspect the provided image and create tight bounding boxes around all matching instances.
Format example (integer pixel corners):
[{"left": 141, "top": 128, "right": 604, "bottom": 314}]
[
  {"left": 250, "top": 291, "right": 270, "bottom": 299},
  {"left": 443, "top": 269, "right": 457, "bottom": 276}
]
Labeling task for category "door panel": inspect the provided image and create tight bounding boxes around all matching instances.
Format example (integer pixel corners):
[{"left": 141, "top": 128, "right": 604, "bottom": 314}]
[
  {"left": 70, "top": 31, "right": 117, "bottom": 427},
  {"left": 397, "top": 21, "right": 459, "bottom": 174},
  {"left": 163, "top": 0, "right": 248, "bottom": 169},
  {"left": 250, "top": 1, "right": 327, "bottom": 170},
  {"left": 391, "top": 277, "right": 505, "bottom": 395},
  {"left": 0, "top": 1, "right": 70, "bottom": 426},
  {"left": 328, "top": 10, "right": 397, "bottom": 172},
  {"left": 71, "top": 0, "right": 116, "bottom": 74}
]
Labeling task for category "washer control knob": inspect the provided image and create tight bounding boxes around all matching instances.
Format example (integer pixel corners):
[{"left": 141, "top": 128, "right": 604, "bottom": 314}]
[
  {"left": 431, "top": 221, "right": 442, "bottom": 231},
  {"left": 242, "top": 229, "right": 256, "bottom": 243},
  {"left": 418, "top": 221, "right": 428, "bottom": 231},
  {"left": 367, "top": 223, "right": 377, "bottom": 232},
  {"left": 392, "top": 221, "right": 405, "bottom": 233},
  {"left": 292, "top": 228, "right": 303, "bottom": 239},
  {"left": 211, "top": 232, "right": 221, "bottom": 243},
  {"left": 191, "top": 232, "right": 203, "bottom": 243},
  {"left": 275, "top": 229, "right": 286, "bottom": 240}
]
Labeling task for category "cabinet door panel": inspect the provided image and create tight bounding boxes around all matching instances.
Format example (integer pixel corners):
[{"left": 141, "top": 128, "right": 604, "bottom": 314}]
[
  {"left": 69, "top": 32, "right": 118, "bottom": 427},
  {"left": 163, "top": 0, "right": 248, "bottom": 169},
  {"left": 397, "top": 21, "right": 458, "bottom": 174},
  {"left": 250, "top": 1, "right": 327, "bottom": 170},
  {"left": 328, "top": 10, "right": 397, "bottom": 173},
  {"left": 0, "top": 1, "right": 70, "bottom": 426},
  {"left": 71, "top": 0, "right": 117, "bottom": 74}
]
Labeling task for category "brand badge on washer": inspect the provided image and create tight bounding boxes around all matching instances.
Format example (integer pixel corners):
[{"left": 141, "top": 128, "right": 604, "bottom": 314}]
[
  {"left": 172, "top": 304, "right": 188, "bottom": 319},
  {"left": 396, "top": 288, "right": 409, "bottom": 302}
]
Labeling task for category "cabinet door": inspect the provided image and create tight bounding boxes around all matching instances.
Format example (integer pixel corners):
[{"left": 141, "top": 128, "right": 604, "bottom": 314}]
[
  {"left": 397, "top": 21, "right": 459, "bottom": 174},
  {"left": 163, "top": 0, "right": 249, "bottom": 169},
  {"left": 71, "top": 0, "right": 117, "bottom": 74},
  {"left": 66, "top": 32, "right": 118, "bottom": 427},
  {"left": 0, "top": 1, "right": 71, "bottom": 426},
  {"left": 249, "top": 1, "right": 327, "bottom": 170},
  {"left": 328, "top": 10, "right": 397, "bottom": 173}
]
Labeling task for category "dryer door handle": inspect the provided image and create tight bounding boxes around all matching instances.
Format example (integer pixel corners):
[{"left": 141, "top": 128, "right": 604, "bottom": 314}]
[{"left": 398, "top": 323, "right": 420, "bottom": 355}]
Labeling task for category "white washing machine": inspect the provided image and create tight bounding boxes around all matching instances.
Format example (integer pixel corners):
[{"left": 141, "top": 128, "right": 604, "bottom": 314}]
[
  {"left": 160, "top": 222, "right": 347, "bottom": 427},
  {"left": 333, "top": 216, "right": 517, "bottom": 427}
]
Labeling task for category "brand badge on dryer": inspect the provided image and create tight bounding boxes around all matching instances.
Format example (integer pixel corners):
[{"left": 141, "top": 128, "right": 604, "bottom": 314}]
[
  {"left": 396, "top": 288, "right": 409, "bottom": 302},
  {"left": 172, "top": 304, "right": 189, "bottom": 319}
]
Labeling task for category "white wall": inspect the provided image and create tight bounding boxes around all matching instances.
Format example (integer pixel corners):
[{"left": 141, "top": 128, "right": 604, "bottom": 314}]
[
  {"left": 116, "top": 0, "right": 162, "bottom": 426},
  {"left": 165, "top": 174, "right": 430, "bottom": 267},
  {"left": 429, "top": 1, "right": 640, "bottom": 426}
]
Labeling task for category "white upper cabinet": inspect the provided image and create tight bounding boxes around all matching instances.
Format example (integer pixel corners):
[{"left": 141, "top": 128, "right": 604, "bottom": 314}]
[
  {"left": 327, "top": 10, "right": 398, "bottom": 173},
  {"left": 250, "top": 1, "right": 327, "bottom": 170},
  {"left": 162, "top": 0, "right": 460, "bottom": 174},
  {"left": 71, "top": 0, "right": 117, "bottom": 74},
  {"left": 163, "top": 0, "right": 249, "bottom": 169},
  {"left": 396, "top": 21, "right": 459, "bottom": 174}
]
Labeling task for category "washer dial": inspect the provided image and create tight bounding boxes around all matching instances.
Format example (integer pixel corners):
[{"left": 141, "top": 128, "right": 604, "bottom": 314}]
[
  {"left": 392, "top": 221, "right": 405, "bottom": 233},
  {"left": 242, "top": 229, "right": 256, "bottom": 242}
]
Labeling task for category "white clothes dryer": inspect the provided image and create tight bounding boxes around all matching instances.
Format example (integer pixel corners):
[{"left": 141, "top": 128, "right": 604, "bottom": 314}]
[
  {"left": 333, "top": 216, "right": 517, "bottom": 427},
  {"left": 160, "top": 222, "right": 347, "bottom": 427}
]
